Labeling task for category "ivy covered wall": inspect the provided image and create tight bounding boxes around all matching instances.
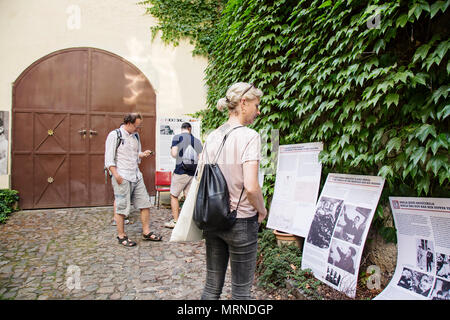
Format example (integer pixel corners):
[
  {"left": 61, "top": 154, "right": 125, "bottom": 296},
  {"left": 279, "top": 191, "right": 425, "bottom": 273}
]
[{"left": 144, "top": 0, "right": 450, "bottom": 242}]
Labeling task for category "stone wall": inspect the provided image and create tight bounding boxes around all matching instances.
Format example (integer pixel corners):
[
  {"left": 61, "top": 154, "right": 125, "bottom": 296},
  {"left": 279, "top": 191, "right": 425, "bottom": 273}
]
[{"left": 361, "top": 206, "right": 398, "bottom": 288}]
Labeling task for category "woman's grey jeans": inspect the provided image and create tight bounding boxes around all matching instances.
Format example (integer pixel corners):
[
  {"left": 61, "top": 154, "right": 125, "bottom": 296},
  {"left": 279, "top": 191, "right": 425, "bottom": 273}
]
[{"left": 201, "top": 216, "right": 259, "bottom": 300}]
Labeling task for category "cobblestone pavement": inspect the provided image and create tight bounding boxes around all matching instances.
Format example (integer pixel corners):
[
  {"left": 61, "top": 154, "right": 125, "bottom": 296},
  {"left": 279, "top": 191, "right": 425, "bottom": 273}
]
[{"left": 0, "top": 204, "right": 273, "bottom": 300}]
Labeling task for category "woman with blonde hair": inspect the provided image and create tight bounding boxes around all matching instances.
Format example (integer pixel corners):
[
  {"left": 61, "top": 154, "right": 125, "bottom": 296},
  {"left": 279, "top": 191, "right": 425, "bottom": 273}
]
[{"left": 201, "top": 82, "right": 267, "bottom": 300}]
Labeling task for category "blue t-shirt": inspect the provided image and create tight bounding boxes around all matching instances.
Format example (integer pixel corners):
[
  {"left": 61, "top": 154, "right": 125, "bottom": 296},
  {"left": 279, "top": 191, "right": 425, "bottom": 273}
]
[{"left": 171, "top": 133, "right": 203, "bottom": 176}]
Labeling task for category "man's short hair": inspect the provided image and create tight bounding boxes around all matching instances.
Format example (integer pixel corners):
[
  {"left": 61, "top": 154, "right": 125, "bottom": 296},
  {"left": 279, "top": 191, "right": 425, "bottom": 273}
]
[
  {"left": 123, "top": 113, "right": 142, "bottom": 124},
  {"left": 181, "top": 122, "right": 192, "bottom": 130}
]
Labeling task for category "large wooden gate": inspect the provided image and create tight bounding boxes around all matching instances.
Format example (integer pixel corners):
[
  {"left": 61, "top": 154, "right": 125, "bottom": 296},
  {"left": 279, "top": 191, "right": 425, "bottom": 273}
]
[{"left": 12, "top": 48, "right": 156, "bottom": 209}]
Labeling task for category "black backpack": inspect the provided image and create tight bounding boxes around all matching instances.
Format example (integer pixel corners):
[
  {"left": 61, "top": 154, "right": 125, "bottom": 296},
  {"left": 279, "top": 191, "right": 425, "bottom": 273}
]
[{"left": 193, "top": 126, "right": 244, "bottom": 231}]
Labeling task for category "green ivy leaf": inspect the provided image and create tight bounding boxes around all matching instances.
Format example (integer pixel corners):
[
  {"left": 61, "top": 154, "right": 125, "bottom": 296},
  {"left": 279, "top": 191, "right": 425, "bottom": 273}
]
[
  {"left": 339, "top": 134, "right": 350, "bottom": 148},
  {"left": 430, "top": 1, "right": 449, "bottom": 18},
  {"left": 393, "top": 71, "right": 409, "bottom": 84},
  {"left": 366, "top": 115, "right": 377, "bottom": 127},
  {"left": 416, "top": 175, "right": 430, "bottom": 195},
  {"left": 378, "top": 165, "right": 394, "bottom": 178},
  {"left": 415, "top": 124, "right": 437, "bottom": 142},
  {"left": 412, "top": 72, "right": 428, "bottom": 86},
  {"left": 396, "top": 14, "right": 408, "bottom": 27},
  {"left": 437, "top": 104, "right": 450, "bottom": 120},
  {"left": 342, "top": 145, "right": 356, "bottom": 161},
  {"left": 432, "top": 86, "right": 450, "bottom": 104},
  {"left": 403, "top": 162, "right": 418, "bottom": 179},
  {"left": 438, "top": 168, "right": 450, "bottom": 185},
  {"left": 394, "top": 153, "right": 407, "bottom": 170},
  {"left": 426, "top": 154, "right": 448, "bottom": 175},
  {"left": 386, "top": 137, "right": 402, "bottom": 153},
  {"left": 413, "top": 44, "right": 431, "bottom": 62},
  {"left": 351, "top": 153, "right": 368, "bottom": 167},
  {"left": 319, "top": 1, "right": 333, "bottom": 9},
  {"left": 374, "top": 150, "right": 387, "bottom": 163},
  {"left": 434, "top": 40, "right": 449, "bottom": 60},
  {"left": 429, "top": 133, "right": 449, "bottom": 155},
  {"left": 410, "top": 146, "right": 427, "bottom": 166},
  {"left": 385, "top": 93, "right": 400, "bottom": 108},
  {"left": 374, "top": 39, "right": 385, "bottom": 54}
]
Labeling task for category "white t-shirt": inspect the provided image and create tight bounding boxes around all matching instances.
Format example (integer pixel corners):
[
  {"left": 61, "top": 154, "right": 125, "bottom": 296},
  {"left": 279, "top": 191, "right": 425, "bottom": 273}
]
[{"left": 203, "top": 123, "right": 261, "bottom": 218}]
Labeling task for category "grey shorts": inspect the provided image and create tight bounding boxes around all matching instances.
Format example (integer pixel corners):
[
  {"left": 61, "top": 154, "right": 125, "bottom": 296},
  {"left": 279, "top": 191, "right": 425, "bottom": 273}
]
[
  {"left": 112, "top": 178, "right": 151, "bottom": 217},
  {"left": 170, "top": 173, "right": 193, "bottom": 198}
]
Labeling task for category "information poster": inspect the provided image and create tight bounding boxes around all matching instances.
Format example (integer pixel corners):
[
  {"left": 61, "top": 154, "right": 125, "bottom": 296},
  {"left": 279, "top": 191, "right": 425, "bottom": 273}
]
[
  {"left": 375, "top": 197, "right": 450, "bottom": 300},
  {"left": 0, "top": 111, "right": 8, "bottom": 175},
  {"left": 266, "top": 142, "right": 323, "bottom": 237},
  {"left": 301, "top": 173, "right": 385, "bottom": 298},
  {"left": 157, "top": 117, "right": 201, "bottom": 172}
]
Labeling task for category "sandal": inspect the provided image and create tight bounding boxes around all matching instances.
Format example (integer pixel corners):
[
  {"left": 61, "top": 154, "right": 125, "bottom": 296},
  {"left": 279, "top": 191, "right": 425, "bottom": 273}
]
[
  {"left": 142, "top": 232, "right": 162, "bottom": 242},
  {"left": 117, "top": 236, "right": 137, "bottom": 247}
]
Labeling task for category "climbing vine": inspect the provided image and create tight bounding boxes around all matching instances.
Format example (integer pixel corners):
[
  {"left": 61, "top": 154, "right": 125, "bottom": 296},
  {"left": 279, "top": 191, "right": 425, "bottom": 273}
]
[
  {"left": 139, "top": 0, "right": 226, "bottom": 56},
  {"left": 144, "top": 0, "right": 450, "bottom": 243}
]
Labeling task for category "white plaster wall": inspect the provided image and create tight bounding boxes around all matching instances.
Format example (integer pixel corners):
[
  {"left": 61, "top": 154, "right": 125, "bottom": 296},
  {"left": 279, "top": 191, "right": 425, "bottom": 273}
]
[{"left": 0, "top": 0, "right": 208, "bottom": 188}]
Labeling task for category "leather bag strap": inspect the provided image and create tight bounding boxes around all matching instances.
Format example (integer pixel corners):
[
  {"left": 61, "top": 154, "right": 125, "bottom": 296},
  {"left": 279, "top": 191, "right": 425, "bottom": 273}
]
[{"left": 213, "top": 126, "right": 244, "bottom": 164}]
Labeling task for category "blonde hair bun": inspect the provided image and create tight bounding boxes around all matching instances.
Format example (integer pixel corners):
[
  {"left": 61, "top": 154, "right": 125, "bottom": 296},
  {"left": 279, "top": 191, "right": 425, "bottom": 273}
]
[{"left": 216, "top": 97, "right": 229, "bottom": 111}]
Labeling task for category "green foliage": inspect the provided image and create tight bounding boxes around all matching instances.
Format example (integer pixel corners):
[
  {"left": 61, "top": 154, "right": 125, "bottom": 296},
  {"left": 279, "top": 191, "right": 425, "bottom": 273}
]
[
  {"left": 0, "top": 189, "right": 19, "bottom": 223},
  {"left": 144, "top": 0, "right": 450, "bottom": 243},
  {"left": 139, "top": 0, "right": 227, "bottom": 56},
  {"left": 256, "top": 229, "right": 321, "bottom": 297},
  {"left": 198, "top": 0, "right": 449, "bottom": 242}
]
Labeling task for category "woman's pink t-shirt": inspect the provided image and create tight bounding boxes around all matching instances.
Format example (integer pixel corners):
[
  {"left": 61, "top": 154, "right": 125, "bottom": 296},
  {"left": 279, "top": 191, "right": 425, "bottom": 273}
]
[{"left": 203, "top": 123, "right": 261, "bottom": 218}]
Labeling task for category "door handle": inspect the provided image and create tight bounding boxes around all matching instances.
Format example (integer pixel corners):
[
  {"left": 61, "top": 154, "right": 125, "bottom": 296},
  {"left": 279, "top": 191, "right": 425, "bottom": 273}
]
[
  {"left": 89, "top": 130, "right": 98, "bottom": 138},
  {"left": 78, "top": 129, "right": 87, "bottom": 139}
]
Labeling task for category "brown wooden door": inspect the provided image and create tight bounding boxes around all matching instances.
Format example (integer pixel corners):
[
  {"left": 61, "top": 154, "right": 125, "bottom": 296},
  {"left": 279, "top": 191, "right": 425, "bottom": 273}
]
[{"left": 12, "top": 48, "right": 156, "bottom": 209}]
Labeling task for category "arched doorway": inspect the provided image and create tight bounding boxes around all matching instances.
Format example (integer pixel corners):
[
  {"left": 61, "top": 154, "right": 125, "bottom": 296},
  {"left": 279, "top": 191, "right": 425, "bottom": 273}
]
[{"left": 12, "top": 47, "right": 156, "bottom": 209}]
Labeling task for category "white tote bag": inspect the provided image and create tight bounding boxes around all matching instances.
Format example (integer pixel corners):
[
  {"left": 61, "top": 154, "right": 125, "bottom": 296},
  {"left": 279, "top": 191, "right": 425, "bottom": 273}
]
[{"left": 169, "top": 163, "right": 204, "bottom": 242}]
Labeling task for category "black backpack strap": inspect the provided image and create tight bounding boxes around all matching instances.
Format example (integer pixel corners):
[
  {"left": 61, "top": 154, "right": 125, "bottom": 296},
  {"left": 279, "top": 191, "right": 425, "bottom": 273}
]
[
  {"left": 190, "top": 134, "right": 195, "bottom": 163},
  {"left": 235, "top": 186, "right": 245, "bottom": 212},
  {"left": 115, "top": 129, "right": 123, "bottom": 152},
  {"left": 213, "top": 125, "right": 245, "bottom": 212},
  {"left": 104, "top": 128, "right": 123, "bottom": 182},
  {"left": 213, "top": 126, "right": 244, "bottom": 164}
]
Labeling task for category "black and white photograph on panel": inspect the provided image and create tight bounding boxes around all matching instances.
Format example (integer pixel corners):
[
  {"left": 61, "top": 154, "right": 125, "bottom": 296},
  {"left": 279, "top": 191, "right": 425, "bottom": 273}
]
[
  {"left": 430, "top": 278, "right": 450, "bottom": 300},
  {"left": 325, "top": 266, "right": 342, "bottom": 287},
  {"left": 416, "top": 239, "right": 435, "bottom": 273},
  {"left": 327, "top": 238, "right": 358, "bottom": 275},
  {"left": 436, "top": 253, "right": 450, "bottom": 279},
  {"left": 306, "top": 197, "right": 343, "bottom": 249},
  {"left": 397, "top": 267, "right": 434, "bottom": 297},
  {"left": 159, "top": 124, "right": 174, "bottom": 135},
  {"left": 333, "top": 205, "right": 371, "bottom": 246},
  {"left": 0, "top": 111, "right": 8, "bottom": 175}
]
